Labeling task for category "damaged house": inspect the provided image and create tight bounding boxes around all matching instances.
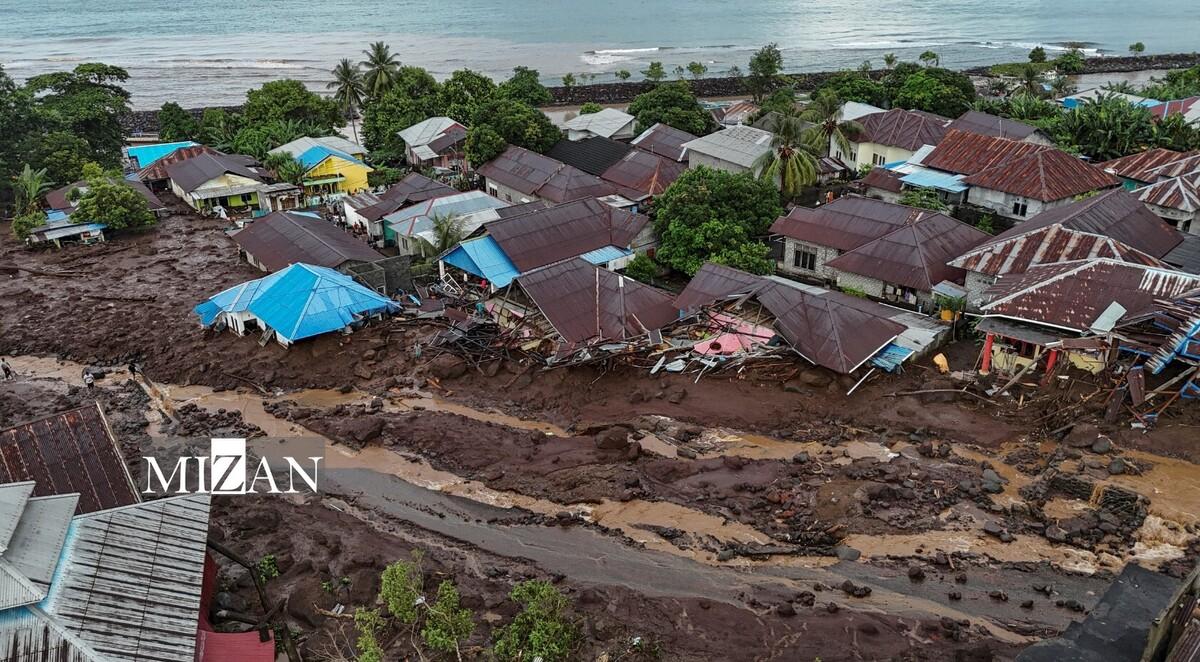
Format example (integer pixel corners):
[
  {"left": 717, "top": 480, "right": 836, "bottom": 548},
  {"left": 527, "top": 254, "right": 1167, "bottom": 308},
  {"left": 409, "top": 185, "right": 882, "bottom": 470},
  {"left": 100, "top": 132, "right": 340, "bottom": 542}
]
[
  {"left": 342, "top": 172, "right": 458, "bottom": 241},
  {"left": 231, "top": 210, "right": 385, "bottom": 273}
]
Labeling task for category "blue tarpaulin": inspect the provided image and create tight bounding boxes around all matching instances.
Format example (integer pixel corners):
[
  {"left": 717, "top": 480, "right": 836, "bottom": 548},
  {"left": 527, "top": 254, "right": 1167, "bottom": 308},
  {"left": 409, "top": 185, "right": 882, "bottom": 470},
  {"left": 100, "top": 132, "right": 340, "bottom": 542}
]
[
  {"left": 899, "top": 170, "right": 968, "bottom": 193},
  {"left": 441, "top": 236, "right": 521, "bottom": 287},
  {"left": 126, "top": 141, "right": 198, "bottom": 169},
  {"left": 578, "top": 245, "right": 632, "bottom": 265},
  {"left": 296, "top": 145, "right": 367, "bottom": 171}
]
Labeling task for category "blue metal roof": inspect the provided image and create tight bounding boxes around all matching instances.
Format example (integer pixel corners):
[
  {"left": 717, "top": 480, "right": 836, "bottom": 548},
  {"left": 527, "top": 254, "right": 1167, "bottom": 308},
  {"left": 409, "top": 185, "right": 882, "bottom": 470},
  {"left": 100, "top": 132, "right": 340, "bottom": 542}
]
[
  {"left": 578, "top": 245, "right": 632, "bottom": 265},
  {"left": 126, "top": 141, "right": 198, "bottom": 169},
  {"left": 899, "top": 169, "right": 968, "bottom": 193},
  {"left": 296, "top": 145, "right": 367, "bottom": 171},
  {"left": 194, "top": 263, "right": 398, "bottom": 342},
  {"left": 441, "top": 236, "right": 521, "bottom": 287}
]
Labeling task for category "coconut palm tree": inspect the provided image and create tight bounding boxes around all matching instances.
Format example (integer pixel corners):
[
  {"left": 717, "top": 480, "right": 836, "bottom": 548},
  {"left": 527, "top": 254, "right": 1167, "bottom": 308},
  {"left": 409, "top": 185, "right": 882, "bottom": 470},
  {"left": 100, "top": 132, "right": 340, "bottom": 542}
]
[
  {"left": 12, "top": 165, "right": 52, "bottom": 216},
  {"left": 753, "top": 113, "right": 821, "bottom": 200},
  {"left": 1018, "top": 64, "right": 1043, "bottom": 97},
  {"left": 800, "top": 90, "right": 863, "bottom": 157},
  {"left": 361, "top": 41, "right": 400, "bottom": 98},
  {"left": 328, "top": 59, "right": 365, "bottom": 143},
  {"left": 883, "top": 53, "right": 898, "bottom": 70},
  {"left": 420, "top": 213, "right": 466, "bottom": 256},
  {"left": 269, "top": 156, "right": 308, "bottom": 192},
  {"left": 1049, "top": 76, "right": 1076, "bottom": 98},
  {"left": 988, "top": 78, "right": 1011, "bottom": 98}
]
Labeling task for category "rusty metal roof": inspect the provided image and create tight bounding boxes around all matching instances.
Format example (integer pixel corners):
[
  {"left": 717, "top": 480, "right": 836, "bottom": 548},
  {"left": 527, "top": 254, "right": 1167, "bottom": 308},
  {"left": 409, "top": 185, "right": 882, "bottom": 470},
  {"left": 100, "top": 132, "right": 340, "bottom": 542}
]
[
  {"left": 0, "top": 404, "right": 138, "bottom": 515},
  {"left": 860, "top": 167, "right": 904, "bottom": 193},
  {"left": 600, "top": 148, "right": 686, "bottom": 199},
  {"left": 486, "top": 198, "right": 648, "bottom": 272},
  {"left": 1137, "top": 173, "right": 1200, "bottom": 213},
  {"left": 165, "top": 151, "right": 263, "bottom": 193},
  {"left": 963, "top": 148, "right": 1121, "bottom": 202},
  {"left": 824, "top": 213, "right": 988, "bottom": 291},
  {"left": 516, "top": 258, "right": 678, "bottom": 346},
  {"left": 630, "top": 122, "right": 698, "bottom": 162},
  {"left": 922, "top": 129, "right": 1049, "bottom": 176},
  {"left": 1098, "top": 148, "right": 1197, "bottom": 183},
  {"left": 989, "top": 190, "right": 1182, "bottom": 257},
  {"left": 981, "top": 258, "right": 1200, "bottom": 332},
  {"left": 477, "top": 146, "right": 615, "bottom": 203},
  {"left": 951, "top": 224, "right": 1169, "bottom": 277},
  {"left": 947, "top": 110, "right": 1040, "bottom": 141},
  {"left": 769, "top": 195, "right": 940, "bottom": 252},
  {"left": 674, "top": 262, "right": 771, "bottom": 312},
  {"left": 1146, "top": 153, "right": 1200, "bottom": 181},
  {"left": 855, "top": 108, "right": 951, "bottom": 151},
  {"left": 231, "top": 211, "right": 384, "bottom": 271},
  {"left": 137, "top": 144, "right": 220, "bottom": 182}
]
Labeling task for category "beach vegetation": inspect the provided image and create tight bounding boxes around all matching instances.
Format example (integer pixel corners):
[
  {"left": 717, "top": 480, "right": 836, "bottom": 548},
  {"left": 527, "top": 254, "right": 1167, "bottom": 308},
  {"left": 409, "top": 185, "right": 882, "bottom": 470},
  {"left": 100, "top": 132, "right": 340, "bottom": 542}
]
[
  {"left": 470, "top": 96, "right": 561, "bottom": 153},
  {"left": 627, "top": 81, "right": 714, "bottom": 135},
  {"left": 747, "top": 43, "right": 785, "bottom": 102},
  {"left": 641, "top": 61, "right": 667, "bottom": 83},
  {"left": 157, "top": 102, "right": 199, "bottom": 142},
  {"left": 1028, "top": 47, "right": 1047, "bottom": 64},
  {"left": 883, "top": 53, "right": 897, "bottom": 69},
  {"left": 894, "top": 68, "right": 975, "bottom": 117},
  {"left": 578, "top": 102, "right": 603, "bottom": 114},
  {"left": 1129, "top": 42, "right": 1145, "bottom": 55},
  {"left": 1053, "top": 49, "right": 1086, "bottom": 74},
  {"left": 918, "top": 51, "right": 940, "bottom": 67},
  {"left": 497, "top": 66, "right": 552, "bottom": 106},
  {"left": 800, "top": 90, "right": 863, "bottom": 157},
  {"left": 327, "top": 59, "right": 365, "bottom": 143},
  {"left": 615, "top": 69, "right": 632, "bottom": 81},
  {"left": 243, "top": 79, "right": 340, "bottom": 133},
  {"left": 560, "top": 73, "right": 577, "bottom": 89},
  {"left": 361, "top": 41, "right": 401, "bottom": 99},
  {"left": 686, "top": 61, "right": 708, "bottom": 79},
  {"left": 438, "top": 69, "right": 497, "bottom": 123},
  {"left": 818, "top": 71, "right": 887, "bottom": 108}
]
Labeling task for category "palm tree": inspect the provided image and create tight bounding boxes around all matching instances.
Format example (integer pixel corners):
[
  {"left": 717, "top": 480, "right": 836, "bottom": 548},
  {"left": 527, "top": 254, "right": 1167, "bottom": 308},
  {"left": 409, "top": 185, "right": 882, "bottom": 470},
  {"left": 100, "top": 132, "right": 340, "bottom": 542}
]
[
  {"left": 883, "top": 53, "right": 898, "bottom": 70},
  {"left": 328, "top": 59, "right": 365, "bottom": 144},
  {"left": 270, "top": 156, "right": 308, "bottom": 192},
  {"left": 420, "top": 213, "right": 466, "bottom": 256},
  {"left": 800, "top": 90, "right": 863, "bottom": 158},
  {"left": 1049, "top": 76, "right": 1075, "bottom": 98},
  {"left": 1018, "top": 64, "right": 1043, "bottom": 97},
  {"left": 12, "top": 165, "right": 52, "bottom": 216},
  {"left": 361, "top": 41, "right": 400, "bottom": 98},
  {"left": 988, "top": 79, "right": 1011, "bottom": 97},
  {"left": 919, "top": 50, "right": 940, "bottom": 67},
  {"left": 753, "top": 113, "right": 821, "bottom": 200}
]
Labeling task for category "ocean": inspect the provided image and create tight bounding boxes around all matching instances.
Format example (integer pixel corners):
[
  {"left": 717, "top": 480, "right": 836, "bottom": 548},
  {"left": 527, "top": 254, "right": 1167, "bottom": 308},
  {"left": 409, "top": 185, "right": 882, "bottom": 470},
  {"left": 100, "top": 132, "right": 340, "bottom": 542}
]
[{"left": 1, "top": 0, "right": 1196, "bottom": 109}]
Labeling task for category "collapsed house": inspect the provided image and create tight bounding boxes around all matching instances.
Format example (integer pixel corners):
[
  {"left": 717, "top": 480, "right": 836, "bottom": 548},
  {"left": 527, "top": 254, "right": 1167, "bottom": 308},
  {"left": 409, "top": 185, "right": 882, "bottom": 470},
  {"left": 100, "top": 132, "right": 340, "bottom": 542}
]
[
  {"left": 194, "top": 262, "right": 400, "bottom": 347},
  {"left": 1117, "top": 287, "right": 1200, "bottom": 400}
]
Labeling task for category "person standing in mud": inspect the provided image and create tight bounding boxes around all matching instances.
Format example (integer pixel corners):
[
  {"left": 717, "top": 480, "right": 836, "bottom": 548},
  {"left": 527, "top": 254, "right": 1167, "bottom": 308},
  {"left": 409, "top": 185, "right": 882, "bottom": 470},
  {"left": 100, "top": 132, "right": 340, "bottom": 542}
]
[
  {"left": 82, "top": 370, "right": 95, "bottom": 392},
  {"left": 1, "top": 358, "right": 12, "bottom": 381},
  {"left": 128, "top": 361, "right": 140, "bottom": 378}
]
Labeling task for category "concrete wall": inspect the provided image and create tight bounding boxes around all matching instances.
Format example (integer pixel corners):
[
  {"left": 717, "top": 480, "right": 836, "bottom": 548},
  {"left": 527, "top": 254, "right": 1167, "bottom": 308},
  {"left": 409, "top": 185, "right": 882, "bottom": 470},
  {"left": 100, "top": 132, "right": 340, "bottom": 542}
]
[
  {"left": 966, "top": 186, "right": 1063, "bottom": 222},
  {"left": 833, "top": 139, "right": 914, "bottom": 171},
  {"left": 1145, "top": 202, "right": 1199, "bottom": 235},
  {"left": 964, "top": 270, "right": 999, "bottom": 309},
  {"left": 485, "top": 179, "right": 538, "bottom": 205},
  {"left": 835, "top": 270, "right": 934, "bottom": 310},
  {"left": 307, "top": 157, "right": 370, "bottom": 196},
  {"left": 776, "top": 238, "right": 841, "bottom": 281},
  {"left": 687, "top": 151, "right": 752, "bottom": 176}
]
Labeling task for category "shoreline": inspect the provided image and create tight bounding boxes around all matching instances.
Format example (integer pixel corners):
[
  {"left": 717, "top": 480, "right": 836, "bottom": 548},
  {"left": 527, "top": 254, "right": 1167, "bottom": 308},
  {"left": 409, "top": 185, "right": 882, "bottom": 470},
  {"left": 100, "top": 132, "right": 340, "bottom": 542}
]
[{"left": 120, "top": 51, "right": 1200, "bottom": 136}]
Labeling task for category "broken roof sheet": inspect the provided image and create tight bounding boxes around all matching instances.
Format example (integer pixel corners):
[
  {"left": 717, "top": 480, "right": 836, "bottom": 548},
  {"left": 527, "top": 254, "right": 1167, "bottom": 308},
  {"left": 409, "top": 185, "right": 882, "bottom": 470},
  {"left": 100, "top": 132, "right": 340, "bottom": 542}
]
[
  {"left": 563, "top": 108, "right": 635, "bottom": 138},
  {"left": 861, "top": 166, "right": 905, "bottom": 193},
  {"left": 600, "top": 148, "right": 686, "bottom": 199},
  {"left": 546, "top": 137, "right": 633, "bottom": 176},
  {"left": 630, "top": 122, "right": 698, "bottom": 162},
  {"left": 981, "top": 259, "right": 1200, "bottom": 333},
  {"left": 769, "top": 196, "right": 937, "bottom": 252},
  {"left": 516, "top": 258, "right": 678, "bottom": 346},
  {"left": 680, "top": 125, "right": 774, "bottom": 169},
  {"left": 165, "top": 151, "right": 262, "bottom": 193},
  {"left": 922, "top": 129, "right": 1049, "bottom": 176},
  {"left": 232, "top": 211, "right": 383, "bottom": 271},
  {"left": 486, "top": 197, "right": 648, "bottom": 272},
  {"left": 1165, "top": 234, "right": 1200, "bottom": 274},
  {"left": 674, "top": 262, "right": 772, "bottom": 312},
  {"left": 824, "top": 213, "right": 988, "bottom": 291},
  {"left": 947, "top": 110, "right": 1040, "bottom": 141},
  {"left": 855, "top": 108, "right": 950, "bottom": 151},
  {"left": 0, "top": 405, "right": 138, "bottom": 515},
  {"left": 963, "top": 148, "right": 1121, "bottom": 202},
  {"left": 1099, "top": 148, "right": 1197, "bottom": 183},
  {"left": 398, "top": 117, "right": 466, "bottom": 149},
  {"left": 477, "top": 146, "right": 615, "bottom": 202}
]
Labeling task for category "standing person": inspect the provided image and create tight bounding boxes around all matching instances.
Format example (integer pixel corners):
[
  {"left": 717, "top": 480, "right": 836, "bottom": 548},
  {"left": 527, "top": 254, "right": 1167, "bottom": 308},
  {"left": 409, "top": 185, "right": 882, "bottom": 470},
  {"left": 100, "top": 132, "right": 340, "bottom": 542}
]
[
  {"left": 1, "top": 358, "right": 13, "bottom": 381},
  {"left": 82, "top": 371, "right": 95, "bottom": 392},
  {"left": 127, "top": 361, "right": 139, "bottom": 377}
]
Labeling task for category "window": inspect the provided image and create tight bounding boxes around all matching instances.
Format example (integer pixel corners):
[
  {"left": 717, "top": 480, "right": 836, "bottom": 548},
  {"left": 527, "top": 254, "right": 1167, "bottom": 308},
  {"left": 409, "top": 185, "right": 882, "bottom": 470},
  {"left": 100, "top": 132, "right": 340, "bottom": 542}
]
[
  {"left": 793, "top": 248, "right": 818, "bottom": 271},
  {"left": 487, "top": 184, "right": 499, "bottom": 197},
  {"left": 1012, "top": 201, "right": 1028, "bottom": 217},
  {"left": 872, "top": 153, "right": 886, "bottom": 167},
  {"left": 834, "top": 149, "right": 843, "bottom": 160}
]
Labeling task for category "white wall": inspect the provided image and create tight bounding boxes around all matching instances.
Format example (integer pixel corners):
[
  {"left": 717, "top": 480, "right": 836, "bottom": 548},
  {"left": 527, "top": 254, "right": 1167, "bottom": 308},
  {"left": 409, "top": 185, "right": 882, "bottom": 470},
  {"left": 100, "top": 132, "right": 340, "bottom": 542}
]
[
  {"left": 966, "top": 186, "right": 1058, "bottom": 222},
  {"left": 687, "top": 151, "right": 752, "bottom": 176},
  {"left": 833, "top": 139, "right": 915, "bottom": 171},
  {"left": 835, "top": 270, "right": 934, "bottom": 310}
]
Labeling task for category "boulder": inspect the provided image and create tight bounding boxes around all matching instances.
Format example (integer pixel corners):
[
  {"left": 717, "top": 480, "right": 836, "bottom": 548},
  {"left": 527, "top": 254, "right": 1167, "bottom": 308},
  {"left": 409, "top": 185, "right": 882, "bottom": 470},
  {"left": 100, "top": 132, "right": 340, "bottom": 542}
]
[
  {"left": 594, "top": 427, "right": 631, "bottom": 451},
  {"left": 1107, "top": 458, "right": 1127, "bottom": 475},
  {"left": 428, "top": 354, "right": 468, "bottom": 380},
  {"left": 834, "top": 545, "right": 861, "bottom": 561},
  {"left": 1064, "top": 423, "right": 1100, "bottom": 448},
  {"left": 1091, "top": 436, "right": 1113, "bottom": 454}
]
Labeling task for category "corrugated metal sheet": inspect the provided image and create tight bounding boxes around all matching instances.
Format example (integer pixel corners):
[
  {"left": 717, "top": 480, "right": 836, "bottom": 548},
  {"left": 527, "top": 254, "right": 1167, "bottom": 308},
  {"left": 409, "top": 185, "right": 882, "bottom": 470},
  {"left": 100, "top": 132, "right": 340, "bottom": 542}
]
[
  {"left": 164, "top": 152, "right": 262, "bottom": 193},
  {"left": 46, "top": 179, "right": 165, "bottom": 214},
  {"left": 546, "top": 137, "right": 633, "bottom": 176},
  {"left": 441, "top": 236, "right": 522, "bottom": 287},
  {"left": 0, "top": 605, "right": 97, "bottom": 661},
  {"left": 675, "top": 262, "right": 770, "bottom": 312},
  {"left": 296, "top": 145, "right": 368, "bottom": 170},
  {"left": 0, "top": 558, "right": 43, "bottom": 611},
  {"left": 947, "top": 111, "right": 1039, "bottom": 141},
  {"left": 486, "top": 198, "right": 648, "bottom": 273},
  {"left": 0, "top": 482, "right": 34, "bottom": 552},
  {"left": 269, "top": 136, "right": 365, "bottom": 159},
  {"left": 861, "top": 167, "right": 904, "bottom": 193},
  {"left": 899, "top": 169, "right": 968, "bottom": 192},
  {"left": 923, "top": 129, "right": 1048, "bottom": 176},
  {"left": 0, "top": 405, "right": 138, "bottom": 515},
  {"left": 1098, "top": 148, "right": 1196, "bottom": 183},
  {"left": 517, "top": 258, "right": 678, "bottom": 345},
  {"left": 1146, "top": 153, "right": 1200, "bottom": 181},
  {"left": 963, "top": 148, "right": 1120, "bottom": 202},
  {"left": 384, "top": 191, "right": 507, "bottom": 239},
  {"left": 824, "top": 213, "right": 988, "bottom": 291},
  {"left": 232, "top": 211, "right": 384, "bottom": 271},
  {"left": 477, "top": 146, "right": 615, "bottom": 202},
  {"left": 769, "top": 195, "right": 938, "bottom": 252},
  {"left": 1165, "top": 234, "right": 1200, "bottom": 274},
  {"left": 953, "top": 224, "right": 1168, "bottom": 278},
  {"left": 680, "top": 125, "right": 773, "bottom": 169},
  {"left": 600, "top": 149, "right": 686, "bottom": 199},
  {"left": 398, "top": 117, "right": 466, "bottom": 149},
  {"left": 630, "top": 123, "right": 697, "bottom": 162},
  {"left": 244, "top": 264, "right": 399, "bottom": 342},
  {"left": 137, "top": 145, "right": 220, "bottom": 183},
  {"left": 855, "top": 108, "right": 950, "bottom": 151},
  {"left": 563, "top": 108, "right": 635, "bottom": 138},
  {"left": 5, "top": 494, "right": 78, "bottom": 588},
  {"left": 1137, "top": 173, "right": 1200, "bottom": 213}
]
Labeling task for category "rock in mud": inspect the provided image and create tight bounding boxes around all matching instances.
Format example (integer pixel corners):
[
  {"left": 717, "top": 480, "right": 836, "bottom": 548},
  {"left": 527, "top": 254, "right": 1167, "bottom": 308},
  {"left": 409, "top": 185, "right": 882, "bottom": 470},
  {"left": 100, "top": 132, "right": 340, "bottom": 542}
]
[
  {"left": 427, "top": 354, "right": 468, "bottom": 380},
  {"left": 776, "top": 602, "right": 796, "bottom": 617},
  {"left": 1107, "top": 458, "right": 1127, "bottom": 475},
  {"left": 907, "top": 566, "right": 926, "bottom": 582},
  {"left": 342, "top": 415, "right": 385, "bottom": 444},
  {"left": 834, "top": 545, "right": 861, "bottom": 561},
  {"left": 1064, "top": 423, "right": 1100, "bottom": 448},
  {"left": 594, "top": 427, "right": 631, "bottom": 450},
  {"left": 798, "top": 370, "right": 833, "bottom": 388},
  {"left": 1091, "top": 436, "right": 1113, "bottom": 454},
  {"left": 840, "top": 580, "right": 872, "bottom": 598}
]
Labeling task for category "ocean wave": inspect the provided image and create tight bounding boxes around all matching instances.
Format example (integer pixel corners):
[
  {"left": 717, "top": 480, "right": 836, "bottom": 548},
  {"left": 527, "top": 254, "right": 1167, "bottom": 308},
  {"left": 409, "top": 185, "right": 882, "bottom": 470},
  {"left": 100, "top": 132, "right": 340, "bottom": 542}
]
[
  {"left": 150, "top": 59, "right": 310, "bottom": 70},
  {"left": 587, "top": 47, "right": 661, "bottom": 55},
  {"left": 983, "top": 41, "right": 1102, "bottom": 55},
  {"left": 829, "top": 40, "right": 949, "bottom": 50},
  {"left": 581, "top": 53, "right": 635, "bottom": 66}
]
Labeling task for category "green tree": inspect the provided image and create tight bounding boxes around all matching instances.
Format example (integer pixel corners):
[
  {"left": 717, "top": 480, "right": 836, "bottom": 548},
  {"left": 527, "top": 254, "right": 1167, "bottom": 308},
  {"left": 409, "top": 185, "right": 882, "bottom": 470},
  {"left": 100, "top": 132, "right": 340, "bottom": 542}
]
[
  {"left": 243, "top": 79, "right": 340, "bottom": 132},
  {"left": 560, "top": 73, "right": 577, "bottom": 89},
  {"left": 747, "top": 43, "right": 784, "bottom": 102},
  {"left": 26, "top": 131, "right": 94, "bottom": 185},
  {"left": 470, "top": 97, "right": 560, "bottom": 154},
  {"left": 71, "top": 162, "right": 154, "bottom": 230},
  {"left": 918, "top": 50, "right": 940, "bottom": 67},
  {"left": 641, "top": 61, "right": 667, "bottom": 83},
  {"left": 24, "top": 63, "right": 132, "bottom": 169},
  {"left": 898, "top": 187, "right": 949, "bottom": 211},
  {"left": 623, "top": 252, "right": 658, "bottom": 283},
  {"left": 1053, "top": 94, "right": 1156, "bottom": 160},
  {"left": 328, "top": 59, "right": 365, "bottom": 144},
  {"left": 157, "top": 102, "right": 198, "bottom": 142},
  {"left": 354, "top": 608, "right": 384, "bottom": 662},
  {"left": 421, "top": 581, "right": 474, "bottom": 660},
  {"left": 1129, "top": 42, "right": 1146, "bottom": 55},
  {"left": 11, "top": 164, "right": 52, "bottom": 216},
  {"left": 379, "top": 552, "right": 424, "bottom": 625},
  {"left": 801, "top": 89, "right": 863, "bottom": 157},
  {"left": 265, "top": 154, "right": 307, "bottom": 188},
  {"left": 627, "top": 81, "right": 713, "bottom": 135},
  {"left": 497, "top": 66, "right": 552, "bottom": 107},
  {"left": 465, "top": 125, "right": 508, "bottom": 166},
  {"left": 0, "top": 65, "right": 36, "bottom": 187},
  {"left": 883, "top": 53, "right": 898, "bottom": 70},
  {"left": 893, "top": 69, "right": 974, "bottom": 117},
  {"left": 1152, "top": 113, "right": 1200, "bottom": 152},
  {"left": 438, "top": 69, "right": 497, "bottom": 123},
  {"left": 420, "top": 213, "right": 466, "bottom": 256},
  {"left": 754, "top": 113, "right": 821, "bottom": 199},
  {"left": 578, "top": 102, "right": 603, "bottom": 115},
  {"left": 198, "top": 108, "right": 241, "bottom": 151},
  {"left": 818, "top": 71, "right": 888, "bottom": 107},
  {"left": 492, "top": 581, "right": 579, "bottom": 662},
  {"left": 615, "top": 70, "right": 632, "bottom": 81},
  {"left": 1029, "top": 47, "right": 1047, "bottom": 64},
  {"left": 757, "top": 87, "right": 797, "bottom": 118},
  {"left": 673, "top": 64, "right": 687, "bottom": 80},
  {"left": 686, "top": 61, "right": 708, "bottom": 80},
  {"left": 362, "top": 85, "right": 443, "bottom": 162},
  {"left": 1054, "top": 49, "right": 1086, "bottom": 74},
  {"left": 361, "top": 41, "right": 401, "bottom": 98},
  {"left": 653, "top": 167, "right": 781, "bottom": 276},
  {"left": 11, "top": 211, "right": 46, "bottom": 241}
]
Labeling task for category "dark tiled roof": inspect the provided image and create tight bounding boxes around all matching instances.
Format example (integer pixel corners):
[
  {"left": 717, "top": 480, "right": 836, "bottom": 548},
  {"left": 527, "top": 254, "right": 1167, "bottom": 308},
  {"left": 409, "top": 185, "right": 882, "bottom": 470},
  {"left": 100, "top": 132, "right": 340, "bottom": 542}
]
[
  {"left": 962, "top": 148, "right": 1120, "bottom": 202},
  {"left": 0, "top": 404, "right": 138, "bottom": 514},
  {"left": 486, "top": 198, "right": 648, "bottom": 272},
  {"left": 478, "top": 146, "right": 615, "bottom": 203},
  {"left": 546, "top": 137, "right": 634, "bottom": 176},
  {"left": 861, "top": 167, "right": 904, "bottom": 193},
  {"left": 232, "top": 211, "right": 383, "bottom": 271},
  {"left": 629, "top": 123, "right": 698, "bottom": 162},
  {"left": 516, "top": 258, "right": 678, "bottom": 346},
  {"left": 165, "top": 152, "right": 262, "bottom": 193},
  {"left": 824, "top": 213, "right": 988, "bottom": 290},
  {"left": 855, "top": 108, "right": 951, "bottom": 151},
  {"left": 1098, "top": 148, "right": 1197, "bottom": 183},
  {"left": 922, "top": 129, "right": 1049, "bottom": 176},
  {"left": 947, "top": 111, "right": 1040, "bottom": 141},
  {"left": 600, "top": 149, "right": 686, "bottom": 199},
  {"left": 769, "top": 196, "right": 936, "bottom": 252}
]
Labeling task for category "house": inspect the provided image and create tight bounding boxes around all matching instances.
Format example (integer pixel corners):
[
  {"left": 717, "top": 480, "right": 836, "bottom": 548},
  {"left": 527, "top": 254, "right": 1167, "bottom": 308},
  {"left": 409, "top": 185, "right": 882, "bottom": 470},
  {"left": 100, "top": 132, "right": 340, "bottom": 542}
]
[
  {"left": 920, "top": 129, "right": 1049, "bottom": 177},
  {"left": 840, "top": 101, "right": 886, "bottom": 121},
  {"left": 488, "top": 257, "right": 678, "bottom": 361},
  {"left": 166, "top": 151, "right": 265, "bottom": 212},
  {"left": 126, "top": 140, "right": 200, "bottom": 170},
  {"left": 1098, "top": 148, "right": 1197, "bottom": 189},
  {"left": 833, "top": 108, "right": 951, "bottom": 170},
  {"left": 1135, "top": 172, "right": 1200, "bottom": 233},
  {"left": 976, "top": 259, "right": 1200, "bottom": 375},
  {"left": 1149, "top": 96, "right": 1200, "bottom": 125},
  {"left": 398, "top": 117, "right": 468, "bottom": 170},
  {"left": 1121, "top": 287, "right": 1200, "bottom": 379},
  {"left": 1142, "top": 153, "right": 1200, "bottom": 181},
  {"left": 547, "top": 136, "right": 634, "bottom": 176},
  {"left": 629, "top": 122, "right": 699, "bottom": 162},
  {"left": 1059, "top": 88, "right": 1160, "bottom": 109},
  {"left": 477, "top": 145, "right": 615, "bottom": 204},
  {"left": 860, "top": 167, "right": 906, "bottom": 203},
  {"left": 547, "top": 136, "right": 685, "bottom": 202},
  {"left": 680, "top": 125, "right": 774, "bottom": 175},
  {"left": 439, "top": 197, "right": 651, "bottom": 289},
  {"left": 195, "top": 262, "right": 400, "bottom": 346},
  {"left": 270, "top": 135, "right": 367, "bottom": 160},
  {"left": 383, "top": 190, "right": 510, "bottom": 255},
  {"left": 946, "top": 110, "right": 1051, "bottom": 144},
  {"left": 342, "top": 172, "right": 458, "bottom": 239},
  {"left": 950, "top": 190, "right": 1186, "bottom": 306},
  {"left": 563, "top": 107, "right": 637, "bottom": 141},
  {"left": 136, "top": 144, "right": 221, "bottom": 189},
  {"left": 27, "top": 218, "right": 108, "bottom": 247},
  {"left": 961, "top": 147, "right": 1120, "bottom": 221},
  {"left": 293, "top": 145, "right": 373, "bottom": 202},
  {"left": 231, "top": 210, "right": 383, "bottom": 272},
  {"left": 45, "top": 177, "right": 167, "bottom": 217},
  {"left": 712, "top": 101, "right": 760, "bottom": 127}
]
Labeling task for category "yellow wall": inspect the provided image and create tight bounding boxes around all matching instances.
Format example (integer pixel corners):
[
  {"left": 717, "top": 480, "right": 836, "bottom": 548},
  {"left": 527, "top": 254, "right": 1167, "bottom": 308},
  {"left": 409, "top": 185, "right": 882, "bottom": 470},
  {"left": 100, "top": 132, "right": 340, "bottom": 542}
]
[
  {"left": 990, "top": 347, "right": 1106, "bottom": 375},
  {"left": 306, "top": 156, "right": 371, "bottom": 195}
]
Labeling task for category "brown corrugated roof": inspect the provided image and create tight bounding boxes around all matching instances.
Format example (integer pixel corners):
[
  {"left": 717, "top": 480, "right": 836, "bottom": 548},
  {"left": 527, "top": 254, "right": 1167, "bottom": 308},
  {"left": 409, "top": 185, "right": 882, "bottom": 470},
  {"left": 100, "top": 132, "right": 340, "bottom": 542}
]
[
  {"left": 1137, "top": 173, "right": 1200, "bottom": 213},
  {"left": 674, "top": 262, "right": 770, "bottom": 312},
  {"left": 231, "top": 211, "right": 383, "bottom": 271},
  {"left": 165, "top": 152, "right": 263, "bottom": 193},
  {"left": 630, "top": 123, "right": 698, "bottom": 162},
  {"left": 981, "top": 258, "right": 1200, "bottom": 332},
  {"left": 861, "top": 167, "right": 904, "bottom": 193},
  {"left": 546, "top": 137, "right": 633, "bottom": 176},
  {"left": 769, "top": 196, "right": 939, "bottom": 252},
  {"left": 824, "top": 213, "right": 988, "bottom": 290},
  {"left": 856, "top": 108, "right": 951, "bottom": 151},
  {"left": 1098, "top": 148, "right": 1197, "bottom": 183},
  {"left": 354, "top": 173, "right": 458, "bottom": 222},
  {"left": 947, "top": 111, "right": 1040, "bottom": 141},
  {"left": 137, "top": 144, "right": 220, "bottom": 182},
  {"left": 477, "top": 145, "right": 615, "bottom": 203},
  {"left": 951, "top": 224, "right": 1168, "bottom": 278},
  {"left": 45, "top": 179, "right": 165, "bottom": 213},
  {"left": 600, "top": 149, "right": 686, "bottom": 199},
  {"left": 516, "top": 258, "right": 678, "bottom": 346},
  {"left": 1145, "top": 153, "right": 1200, "bottom": 181},
  {"left": 486, "top": 198, "right": 648, "bottom": 272},
  {"left": 0, "top": 404, "right": 138, "bottom": 514},
  {"left": 922, "top": 129, "right": 1049, "bottom": 176},
  {"left": 962, "top": 148, "right": 1120, "bottom": 202}
]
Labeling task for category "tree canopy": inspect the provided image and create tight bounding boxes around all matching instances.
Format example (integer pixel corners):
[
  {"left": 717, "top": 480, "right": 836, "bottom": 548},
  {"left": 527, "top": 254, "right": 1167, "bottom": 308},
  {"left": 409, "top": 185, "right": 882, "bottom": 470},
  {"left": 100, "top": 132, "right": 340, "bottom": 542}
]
[
  {"left": 243, "top": 79, "right": 340, "bottom": 133},
  {"left": 747, "top": 43, "right": 785, "bottom": 102},
  {"left": 497, "top": 66, "right": 552, "bottom": 106},
  {"left": 157, "top": 102, "right": 199, "bottom": 142},
  {"left": 71, "top": 162, "right": 155, "bottom": 230},
  {"left": 627, "top": 81, "right": 714, "bottom": 135},
  {"left": 469, "top": 97, "right": 560, "bottom": 154},
  {"left": 438, "top": 69, "right": 497, "bottom": 123}
]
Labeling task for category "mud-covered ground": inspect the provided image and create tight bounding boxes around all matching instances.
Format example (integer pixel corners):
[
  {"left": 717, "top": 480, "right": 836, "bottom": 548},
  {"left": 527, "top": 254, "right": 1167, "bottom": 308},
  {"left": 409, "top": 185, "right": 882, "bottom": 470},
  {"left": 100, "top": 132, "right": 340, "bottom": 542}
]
[{"left": 2, "top": 199, "right": 1198, "bottom": 661}]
